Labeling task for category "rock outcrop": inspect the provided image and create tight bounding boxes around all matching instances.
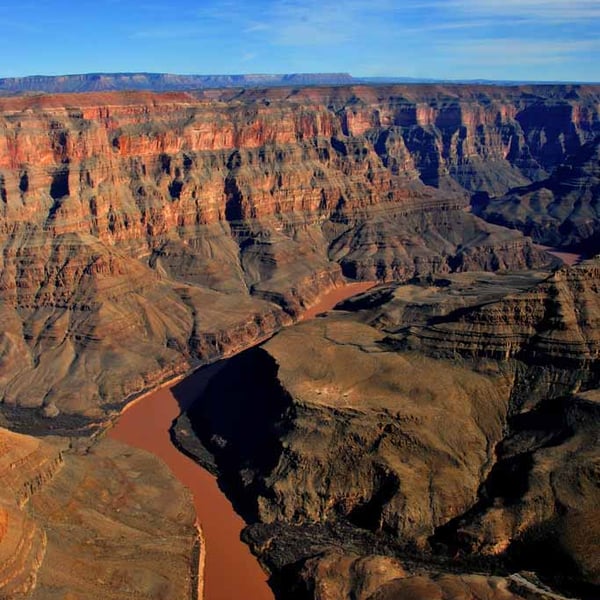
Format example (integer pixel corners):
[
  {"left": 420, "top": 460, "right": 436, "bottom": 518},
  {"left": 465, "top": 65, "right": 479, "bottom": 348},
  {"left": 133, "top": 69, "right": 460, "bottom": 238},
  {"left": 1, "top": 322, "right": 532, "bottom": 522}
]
[
  {"left": 297, "top": 551, "right": 558, "bottom": 600},
  {"left": 0, "top": 428, "right": 61, "bottom": 599},
  {"left": 394, "top": 259, "right": 600, "bottom": 405},
  {"left": 189, "top": 321, "right": 511, "bottom": 542},
  {"left": 177, "top": 259, "right": 599, "bottom": 599},
  {"left": 440, "top": 390, "right": 600, "bottom": 590},
  {"left": 5, "top": 85, "right": 591, "bottom": 421},
  {"left": 0, "top": 427, "right": 199, "bottom": 600}
]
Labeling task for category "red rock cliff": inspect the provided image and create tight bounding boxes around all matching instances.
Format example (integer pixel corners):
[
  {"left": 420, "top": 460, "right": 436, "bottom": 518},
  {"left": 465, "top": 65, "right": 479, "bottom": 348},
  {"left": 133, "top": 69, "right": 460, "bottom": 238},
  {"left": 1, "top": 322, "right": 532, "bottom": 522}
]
[{"left": 1, "top": 85, "right": 595, "bottom": 419}]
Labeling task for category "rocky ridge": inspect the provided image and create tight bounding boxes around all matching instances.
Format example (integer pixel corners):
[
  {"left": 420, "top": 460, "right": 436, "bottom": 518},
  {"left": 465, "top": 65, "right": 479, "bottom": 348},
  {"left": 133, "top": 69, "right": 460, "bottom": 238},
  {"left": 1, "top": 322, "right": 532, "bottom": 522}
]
[
  {"left": 5, "top": 85, "right": 594, "bottom": 420},
  {"left": 393, "top": 259, "right": 600, "bottom": 404},
  {"left": 176, "top": 259, "right": 599, "bottom": 599},
  {"left": 0, "top": 72, "right": 356, "bottom": 95}
]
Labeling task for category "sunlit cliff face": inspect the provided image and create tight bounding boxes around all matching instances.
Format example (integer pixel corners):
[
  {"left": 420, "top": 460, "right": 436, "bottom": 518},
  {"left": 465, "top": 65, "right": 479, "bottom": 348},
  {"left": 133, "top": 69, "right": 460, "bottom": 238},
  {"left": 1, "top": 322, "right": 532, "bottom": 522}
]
[{"left": 0, "top": 85, "right": 597, "bottom": 418}]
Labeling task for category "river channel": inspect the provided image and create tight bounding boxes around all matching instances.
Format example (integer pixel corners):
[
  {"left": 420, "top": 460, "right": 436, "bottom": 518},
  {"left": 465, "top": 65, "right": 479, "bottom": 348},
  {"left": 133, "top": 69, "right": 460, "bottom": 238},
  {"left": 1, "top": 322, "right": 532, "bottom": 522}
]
[{"left": 108, "top": 281, "right": 375, "bottom": 600}]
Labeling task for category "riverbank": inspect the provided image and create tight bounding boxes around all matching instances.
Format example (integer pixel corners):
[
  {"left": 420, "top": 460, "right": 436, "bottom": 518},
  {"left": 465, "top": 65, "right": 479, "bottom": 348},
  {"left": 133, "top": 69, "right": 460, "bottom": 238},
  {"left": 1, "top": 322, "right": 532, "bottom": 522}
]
[
  {"left": 300, "top": 281, "right": 376, "bottom": 320},
  {"left": 535, "top": 244, "right": 583, "bottom": 266},
  {"left": 108, "top": 366, "right": 274, "bottom": 600},
  {"left": 108, "top": 280, "right": 379, "bottom": 600}
]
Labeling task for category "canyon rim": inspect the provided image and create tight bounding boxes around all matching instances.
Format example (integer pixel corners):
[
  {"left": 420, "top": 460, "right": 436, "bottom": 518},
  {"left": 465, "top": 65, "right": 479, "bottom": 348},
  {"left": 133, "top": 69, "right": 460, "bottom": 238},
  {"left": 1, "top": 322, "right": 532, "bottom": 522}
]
[{"left": 0, "top": 80, "right": 598, "bottom": 600}]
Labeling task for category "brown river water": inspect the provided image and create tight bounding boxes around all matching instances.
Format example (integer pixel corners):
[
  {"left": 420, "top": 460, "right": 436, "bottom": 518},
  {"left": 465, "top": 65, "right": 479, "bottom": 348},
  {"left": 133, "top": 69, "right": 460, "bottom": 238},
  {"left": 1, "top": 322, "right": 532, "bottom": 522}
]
[
  {"left": 535, "top": 244, "right": 583, "bottom": 267},
  {"left": 108, "top": 281, "right": 375, "bottom": 600}
]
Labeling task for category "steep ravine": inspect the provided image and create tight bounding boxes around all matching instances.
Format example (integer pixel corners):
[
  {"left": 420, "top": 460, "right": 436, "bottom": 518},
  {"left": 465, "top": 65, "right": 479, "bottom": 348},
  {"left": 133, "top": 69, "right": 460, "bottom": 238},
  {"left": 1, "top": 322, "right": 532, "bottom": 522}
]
[
  {"left": 108, "top": 282, "right": 375, "bottom": 600},
  {"left": 0, "top": 282, "right": 374, "bottom": 600}
]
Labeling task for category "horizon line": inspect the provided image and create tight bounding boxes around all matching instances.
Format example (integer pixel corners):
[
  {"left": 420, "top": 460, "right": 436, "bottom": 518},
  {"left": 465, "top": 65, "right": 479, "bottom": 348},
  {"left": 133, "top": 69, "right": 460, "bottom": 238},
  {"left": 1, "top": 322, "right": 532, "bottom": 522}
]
[{"left": 1, "top": 71, "right": 599, "bottom": 86}]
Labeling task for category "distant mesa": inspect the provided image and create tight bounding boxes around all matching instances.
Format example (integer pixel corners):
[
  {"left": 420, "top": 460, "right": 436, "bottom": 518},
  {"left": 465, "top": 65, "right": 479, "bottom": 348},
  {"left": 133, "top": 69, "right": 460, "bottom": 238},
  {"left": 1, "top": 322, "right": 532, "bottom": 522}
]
[
  {"left": 1, "top": 72, "right": 597, "bottom": 96},
  {"left": 0, "top": 72, "right": 356, "bottom": 94}
]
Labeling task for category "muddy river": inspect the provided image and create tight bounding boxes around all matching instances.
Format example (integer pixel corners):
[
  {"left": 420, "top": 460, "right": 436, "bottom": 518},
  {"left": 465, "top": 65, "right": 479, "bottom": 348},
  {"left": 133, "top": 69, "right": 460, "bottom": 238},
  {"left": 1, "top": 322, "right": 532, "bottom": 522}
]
[
  {"left": 535, "top": 244, "right": 583, "bottom": 266},
  {"left": 108, "top": 281, "right": 375, "bottom": 600}
]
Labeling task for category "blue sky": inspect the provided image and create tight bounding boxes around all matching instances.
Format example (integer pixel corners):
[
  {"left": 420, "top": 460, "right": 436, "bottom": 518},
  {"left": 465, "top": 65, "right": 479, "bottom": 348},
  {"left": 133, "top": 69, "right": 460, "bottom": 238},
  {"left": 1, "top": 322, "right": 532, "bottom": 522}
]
[{"left": 0, "top": 0, "right": 598, "bottom": 81}]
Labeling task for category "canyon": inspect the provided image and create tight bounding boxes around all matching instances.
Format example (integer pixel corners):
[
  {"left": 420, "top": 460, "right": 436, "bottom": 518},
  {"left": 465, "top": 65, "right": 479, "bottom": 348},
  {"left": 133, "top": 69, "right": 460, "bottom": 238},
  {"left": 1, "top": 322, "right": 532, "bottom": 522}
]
[
  {"left": 0, "top": 83, "right": 598, "bottom": 599},
  {"left": 3, "top": 84, "right": 598, "bottom": 421},
  {"left": 178, "top": 260, "right": 599, "bottom": 599}
]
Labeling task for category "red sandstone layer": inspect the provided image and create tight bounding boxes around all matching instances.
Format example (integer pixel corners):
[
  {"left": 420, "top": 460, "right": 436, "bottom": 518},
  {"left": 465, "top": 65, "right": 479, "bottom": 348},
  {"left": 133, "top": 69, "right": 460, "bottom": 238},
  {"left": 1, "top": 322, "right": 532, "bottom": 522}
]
[{"left": 1, "top": 84, "right": 591, "bottom": 418}]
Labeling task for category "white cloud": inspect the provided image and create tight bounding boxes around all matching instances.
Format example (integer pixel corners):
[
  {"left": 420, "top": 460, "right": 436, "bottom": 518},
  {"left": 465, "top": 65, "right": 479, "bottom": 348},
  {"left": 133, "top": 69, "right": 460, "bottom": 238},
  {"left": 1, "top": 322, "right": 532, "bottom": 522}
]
[
  {"left": 131, "top": 26, "right": 205, "bottom": 40},
  {"left": 415, "top": 0, "right": 600, "bottom": 22},
  {"left": 402, "top": 19, "right": 492, "bottom": 33},
  {"left": 268, "top": 0, "right": 399, "bottom": 46},
  {"left": 260, "top": 0, "right": 600, "bottom": 48},
  {"left": 439, "top": 38, "right": 599, "bottom": 67},
  {"left": 244, "top": 22, "right": 271, "bottom": 33}
]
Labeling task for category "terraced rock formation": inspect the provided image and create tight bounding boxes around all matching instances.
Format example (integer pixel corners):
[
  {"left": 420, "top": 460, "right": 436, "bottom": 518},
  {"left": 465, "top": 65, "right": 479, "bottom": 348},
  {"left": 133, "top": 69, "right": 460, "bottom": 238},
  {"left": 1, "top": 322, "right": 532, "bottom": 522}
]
[
  {"left": 394, "top": 259, "right": 600, "bottom": 402},
  {"left": 473, "top": 136, "right": 600, "bottom": 254},
  {"left": 176, "top": 260, "right": 599, "bottom": 600},
  {"left": 0, "top": 427, "right": 199, "bottom": 600},
  {"left": 0, "top": 428, "right": 60, "bottom": 599},
  {"left": 3, "top": 84, "right": 598, "bottom": 422}
]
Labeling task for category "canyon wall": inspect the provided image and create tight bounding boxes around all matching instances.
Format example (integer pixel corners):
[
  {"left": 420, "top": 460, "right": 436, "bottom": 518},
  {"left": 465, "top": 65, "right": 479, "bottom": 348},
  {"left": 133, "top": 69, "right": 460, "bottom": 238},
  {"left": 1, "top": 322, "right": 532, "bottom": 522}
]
[
  {"left": 473, "top": 136, "right": 600, "bottom": 252},
  {"left": 395, "top": 259, "right": 600, "bottom": 400},
  {"left": 2, "top": 84, "right": 597, "bottom": 421},
  {"left": 179, "top": 259, "right": 599, "bottom": 599},
  {"left": 0, "top": 427, "right": 199, "bottom": 600}
]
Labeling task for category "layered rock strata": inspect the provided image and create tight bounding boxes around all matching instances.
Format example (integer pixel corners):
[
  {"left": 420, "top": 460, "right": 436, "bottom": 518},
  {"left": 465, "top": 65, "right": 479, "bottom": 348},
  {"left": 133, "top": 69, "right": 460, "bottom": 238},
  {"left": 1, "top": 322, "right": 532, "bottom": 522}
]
[
  {"left": 0, "top": 427, "right": 199, "bottom": 600},
  {"left": 4, "top": 85, "right": 591, "bottom": 419},
  {"left": 473, "top": 137, "right": 600, "bottom": 253},
  {"left": 177, "top": 260, "right": 599, "bottom": 599},
  {"left": 394, "top": 259, "right": 600, "bottom": 405},
  {"left": 0, "top": 428, "right": 61, "bottom": 599}
]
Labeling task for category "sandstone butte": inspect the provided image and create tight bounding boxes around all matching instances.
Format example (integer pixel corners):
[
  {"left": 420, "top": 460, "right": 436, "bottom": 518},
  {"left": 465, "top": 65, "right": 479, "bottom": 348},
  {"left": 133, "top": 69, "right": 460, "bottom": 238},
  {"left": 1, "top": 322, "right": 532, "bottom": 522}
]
[{"left": 0, "top": 83, "right": 598, "bottom": 600}]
